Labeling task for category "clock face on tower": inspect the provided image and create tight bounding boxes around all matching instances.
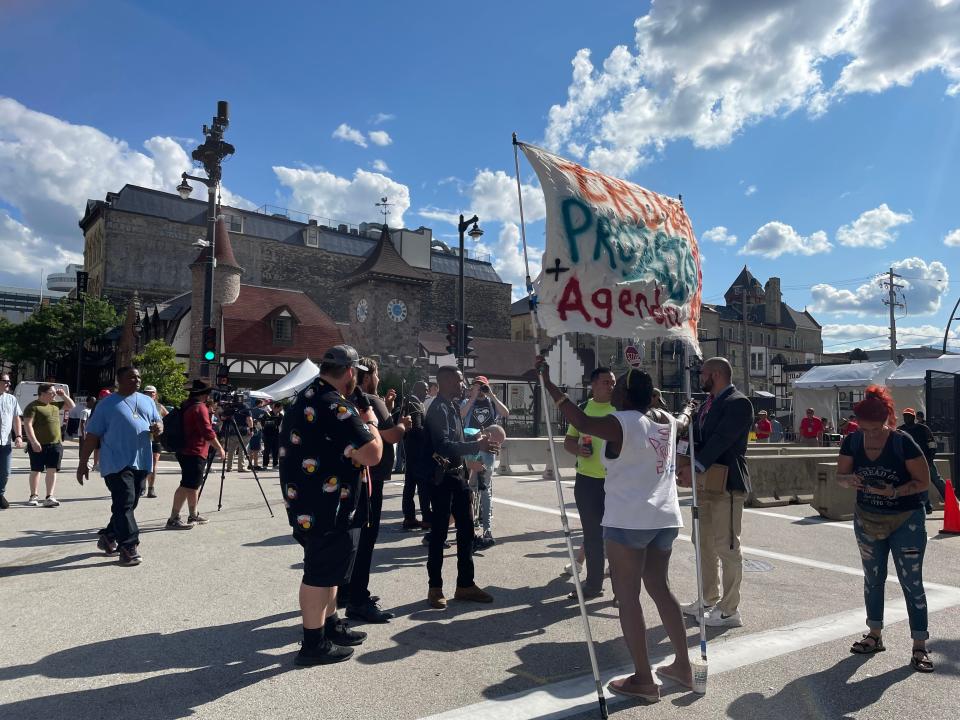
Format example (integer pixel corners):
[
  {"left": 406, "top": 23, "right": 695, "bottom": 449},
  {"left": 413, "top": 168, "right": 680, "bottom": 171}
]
[
  {"left": 356, "top": 298, "right": 368, "bottom": 323},
  {"left": 386, "top": 298, "right": 407, "bottom": 322}
]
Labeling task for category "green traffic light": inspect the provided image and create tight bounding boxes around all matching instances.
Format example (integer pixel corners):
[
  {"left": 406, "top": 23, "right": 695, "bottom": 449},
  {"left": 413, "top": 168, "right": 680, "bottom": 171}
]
[{"left": 203, "top": 350, "right": 216, "bottom": 361}]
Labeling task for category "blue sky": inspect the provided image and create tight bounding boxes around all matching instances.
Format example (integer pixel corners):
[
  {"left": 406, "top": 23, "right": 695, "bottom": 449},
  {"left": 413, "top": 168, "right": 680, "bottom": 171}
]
[{"left": 2, "top": 0, "right": 959, "bottom": 352}]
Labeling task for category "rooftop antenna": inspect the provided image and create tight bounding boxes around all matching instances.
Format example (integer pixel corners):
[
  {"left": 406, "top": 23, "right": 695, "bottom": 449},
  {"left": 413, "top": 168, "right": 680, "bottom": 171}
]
[{"left": 375, "top": 196, "right": 392, "bottom": 224}]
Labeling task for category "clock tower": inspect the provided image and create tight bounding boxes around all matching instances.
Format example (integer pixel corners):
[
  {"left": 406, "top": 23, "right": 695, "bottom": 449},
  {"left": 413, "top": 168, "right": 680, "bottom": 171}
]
[{"left": 344, "top": 224, "right": 432, "bottom": 359}]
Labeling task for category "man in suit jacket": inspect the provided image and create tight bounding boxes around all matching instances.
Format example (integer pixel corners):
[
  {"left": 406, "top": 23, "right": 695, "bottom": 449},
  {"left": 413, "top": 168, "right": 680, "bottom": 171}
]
[{"left": 677, "top": 357, "right": 753, "bottom": 628}]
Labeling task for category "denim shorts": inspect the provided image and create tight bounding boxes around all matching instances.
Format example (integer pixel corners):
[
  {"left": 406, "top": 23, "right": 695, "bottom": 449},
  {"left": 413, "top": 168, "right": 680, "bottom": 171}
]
[{"left": 603, "top": 526, "right": 679, "bottom": 550}]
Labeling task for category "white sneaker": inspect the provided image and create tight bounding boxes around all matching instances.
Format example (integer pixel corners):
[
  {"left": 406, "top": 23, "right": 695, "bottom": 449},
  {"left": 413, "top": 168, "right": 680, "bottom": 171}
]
[
  {"left": 681, "top": 600, "right": 713, "bottom": 618},
  {"left": 43, "top": 496, "right": 61, "bottom": 508},
  {"left": 27, "top": 494, "right": 40, "bottom": 506},
  {"left": 703, "top": 608, "right": 743, "bottom": 627},
  {"left": 561, "top": 560, "right": 584, "bottom": 577}
]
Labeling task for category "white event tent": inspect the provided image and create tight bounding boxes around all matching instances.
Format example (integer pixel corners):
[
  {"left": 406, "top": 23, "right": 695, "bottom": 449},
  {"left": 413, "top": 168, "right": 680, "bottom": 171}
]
[
  {"left": 247, "top": 359, "right": 319, "bottom": 401},
  {"left": 792, "top": 360, "right": 897, "bottom": 432},
  {"left": 886, "top": 355, "right": 960, "bottom": 416}
]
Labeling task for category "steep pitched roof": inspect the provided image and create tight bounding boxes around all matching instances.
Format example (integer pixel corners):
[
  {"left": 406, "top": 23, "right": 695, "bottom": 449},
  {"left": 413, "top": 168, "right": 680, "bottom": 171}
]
[
  {"left": 344, "top": 225, "right": 431, "bottom": 286},
  {"left": 221, "top": 284, "right": 343, "bottom": 358},
  {"left": 191, "top": 216, "right": 240, "bottom": 268}
]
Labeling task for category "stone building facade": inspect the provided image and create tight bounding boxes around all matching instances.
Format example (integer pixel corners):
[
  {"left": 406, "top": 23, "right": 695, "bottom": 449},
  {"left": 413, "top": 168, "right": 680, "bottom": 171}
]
[{"left": 79, "top": 185, "right": 512, "bottom": 357}]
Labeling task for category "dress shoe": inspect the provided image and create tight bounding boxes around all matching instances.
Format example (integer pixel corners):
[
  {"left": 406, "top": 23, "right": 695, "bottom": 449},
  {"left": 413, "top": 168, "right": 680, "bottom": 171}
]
[
  {"left": 454, "top": 584, "right": 493, "bottom": 603},
  {"left": 428, "top": 588, "right": 447, "bottom": 609}
]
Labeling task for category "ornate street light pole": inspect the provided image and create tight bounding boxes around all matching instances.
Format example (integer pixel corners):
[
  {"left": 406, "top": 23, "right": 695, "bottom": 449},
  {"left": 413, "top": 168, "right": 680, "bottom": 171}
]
[{"left": 457, "top": 214, "right": 483, "bottom": 371}]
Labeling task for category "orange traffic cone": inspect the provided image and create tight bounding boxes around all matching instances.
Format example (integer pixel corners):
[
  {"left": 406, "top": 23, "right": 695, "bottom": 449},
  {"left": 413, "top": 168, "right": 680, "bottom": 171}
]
[{"left": 943, "top": 479, "right": 960, "bottom": 534}]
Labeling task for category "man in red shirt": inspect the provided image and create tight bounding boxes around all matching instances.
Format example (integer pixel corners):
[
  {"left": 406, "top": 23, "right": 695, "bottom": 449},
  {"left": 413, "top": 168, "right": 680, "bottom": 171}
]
[
  {"left": 841, "top": 414, "right": 859, "bottom": 436},
  {"left": 754, "top": 410, "right": 772, "bottom": 442},
  {"left": 167, "top": 380, "right": 225, "bottom": 529},
  {"left": 798, "top": 408, "right": 824, "bottom": 446}
]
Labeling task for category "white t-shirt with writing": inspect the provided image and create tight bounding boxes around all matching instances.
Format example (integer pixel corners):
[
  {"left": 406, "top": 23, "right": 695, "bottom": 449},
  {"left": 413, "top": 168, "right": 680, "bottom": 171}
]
[{"left": 600, "top": 410, "right": 683, "bottom": 530}]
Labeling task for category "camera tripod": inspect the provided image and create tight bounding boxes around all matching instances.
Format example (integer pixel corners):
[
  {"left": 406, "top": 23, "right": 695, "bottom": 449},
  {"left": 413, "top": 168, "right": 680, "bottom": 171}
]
[{"left": 198, "top": 415, "right": 274, "bottom": 517}]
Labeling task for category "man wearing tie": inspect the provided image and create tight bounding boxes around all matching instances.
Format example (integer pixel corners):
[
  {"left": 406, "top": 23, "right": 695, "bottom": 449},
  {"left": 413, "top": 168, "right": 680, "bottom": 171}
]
[{"left": 677, "top": 357, "right": 753, "bottom": 627}]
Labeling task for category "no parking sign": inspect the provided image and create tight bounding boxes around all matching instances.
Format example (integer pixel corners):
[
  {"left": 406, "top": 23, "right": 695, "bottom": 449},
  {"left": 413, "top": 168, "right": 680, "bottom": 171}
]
[{"left": 624, "top": 344, "right": 643, "bottom": 368}]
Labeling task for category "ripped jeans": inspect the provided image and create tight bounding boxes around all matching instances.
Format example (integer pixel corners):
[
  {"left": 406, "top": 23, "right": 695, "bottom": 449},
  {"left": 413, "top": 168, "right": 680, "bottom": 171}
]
[{"left": 854, "top": 507, "right": 929, "bottom": 640}]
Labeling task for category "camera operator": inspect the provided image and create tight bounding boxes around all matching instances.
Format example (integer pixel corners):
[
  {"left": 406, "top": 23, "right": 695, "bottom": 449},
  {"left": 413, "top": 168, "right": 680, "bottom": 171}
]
[
  {"left": 460, "top": 375, "right": 510, "bottom": 548},
  {"left": 425, "top": 366, "right": 499, "bottom": 609},
  {"left": 220, "top": 396, "right": 254, "bottom": 472},
  {"left": 338, "top": 357, "right": 411, "bottom": 623},
  {"left": 261, "top": 402, "right": 284, "bottom": 469},
  {"left": 280, "top": 345, "right": 382, "bottom": 666}
]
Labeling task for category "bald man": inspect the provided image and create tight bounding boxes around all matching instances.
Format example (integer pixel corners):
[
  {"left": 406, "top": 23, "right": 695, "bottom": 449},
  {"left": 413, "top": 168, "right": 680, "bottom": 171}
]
[{"left": 677, "top": 357, "right": 753, "bottom": 628}]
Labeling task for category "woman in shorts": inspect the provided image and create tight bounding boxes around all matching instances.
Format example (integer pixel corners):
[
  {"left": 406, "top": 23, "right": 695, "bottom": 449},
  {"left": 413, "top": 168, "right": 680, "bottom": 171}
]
[
  {"left": 538, "top": 359, "right": 696, "bottom": 703},
  {"left": 837, "top": 385, "right": 934, "bottom": 672}
]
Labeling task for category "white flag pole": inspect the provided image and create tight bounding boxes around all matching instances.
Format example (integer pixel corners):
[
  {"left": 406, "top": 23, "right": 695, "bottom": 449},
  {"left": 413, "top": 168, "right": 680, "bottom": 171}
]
[{"left": 513, "top": 133, "right": 608, "bottom": 720}]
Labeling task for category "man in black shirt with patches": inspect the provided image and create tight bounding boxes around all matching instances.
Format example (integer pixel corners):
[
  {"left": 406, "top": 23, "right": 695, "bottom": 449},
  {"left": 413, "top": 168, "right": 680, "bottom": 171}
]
[
  {"left": 425, "top": 365, "right": 499, "bottom": 609},
  {"left": 339, "top": 357, "right": 410, "bottom": 623},
  {"left": 279, "top": 345, "right": 383, "bottom": 666}
]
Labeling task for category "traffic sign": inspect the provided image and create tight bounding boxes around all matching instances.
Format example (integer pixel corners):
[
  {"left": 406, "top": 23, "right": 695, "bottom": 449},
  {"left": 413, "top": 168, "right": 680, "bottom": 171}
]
[{"left": 624, "top": 344, "right": 642, "bottom": 368}]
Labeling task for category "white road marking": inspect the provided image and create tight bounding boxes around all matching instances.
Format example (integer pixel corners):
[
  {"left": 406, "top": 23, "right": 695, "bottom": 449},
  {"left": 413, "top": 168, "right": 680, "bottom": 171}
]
[{"left": 416, "top": 583, "right": 960, "bottom": 720}]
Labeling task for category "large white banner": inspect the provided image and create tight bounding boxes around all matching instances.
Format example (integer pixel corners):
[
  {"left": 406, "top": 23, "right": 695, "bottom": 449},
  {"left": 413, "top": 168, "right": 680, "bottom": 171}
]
[{"left": 520, "top": 142, "right": 702, "bottom": 356}]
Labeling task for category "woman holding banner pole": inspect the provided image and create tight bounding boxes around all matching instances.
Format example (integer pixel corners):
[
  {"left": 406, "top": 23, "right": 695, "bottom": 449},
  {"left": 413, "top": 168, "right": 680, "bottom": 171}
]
[{"left": 537, "top": 356, "right": 696, "bottom": 702}]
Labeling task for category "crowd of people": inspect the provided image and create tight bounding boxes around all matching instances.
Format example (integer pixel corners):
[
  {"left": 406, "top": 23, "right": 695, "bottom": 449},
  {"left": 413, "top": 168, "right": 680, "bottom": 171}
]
[{"left": 0, "top": 345, "right": 939, "bottom": 685}]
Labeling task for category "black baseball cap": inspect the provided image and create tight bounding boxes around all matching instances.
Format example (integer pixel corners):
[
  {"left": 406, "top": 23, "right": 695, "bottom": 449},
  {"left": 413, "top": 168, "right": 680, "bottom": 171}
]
[{"left": 322, "top": 344, "right": 368, "bottom": 371}]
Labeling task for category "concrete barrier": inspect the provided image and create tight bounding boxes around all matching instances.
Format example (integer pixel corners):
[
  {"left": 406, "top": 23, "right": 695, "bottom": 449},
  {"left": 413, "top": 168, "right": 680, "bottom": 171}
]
[
  {"left": 497, "top": 438, "right": 576, "bottom": 475},
  {"left": 811, "top": 460, "right": 950, "bottom": 519},
  {"left": 745, "top": 454, "right": 836, "bottom": 507}
]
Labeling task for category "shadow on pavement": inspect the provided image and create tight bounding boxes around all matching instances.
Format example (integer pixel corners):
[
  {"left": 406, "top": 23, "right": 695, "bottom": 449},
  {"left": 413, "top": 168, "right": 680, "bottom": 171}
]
[
  {"left": 0, "top": 527, "right": 103, "bottom": 549},
  {"left": 0, "top": 552, "right": 118, "bottom": 578},
  {"left": 0, "top": 612, "right": 299, "bottom": 720}
]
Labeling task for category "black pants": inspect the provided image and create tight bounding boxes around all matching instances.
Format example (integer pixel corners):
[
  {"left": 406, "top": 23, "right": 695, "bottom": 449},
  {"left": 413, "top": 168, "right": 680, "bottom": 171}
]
[
  {"left": 340, "top": 475, "right": 385, "bottom": 606},
  {"left": 402, "top": 468, "right": 430, "bottom": 524},
  {"left": 573, "top": 473, "right": 606, "bottom": 594},
  {"left": 427, "top": 473, "right": 474, "bottom": 589},
  {"left": 262, "top": 433, "right": 280, "bottom": 467},
  {"left": 101, "top": 468, "right": 148, "bottom": 549}
]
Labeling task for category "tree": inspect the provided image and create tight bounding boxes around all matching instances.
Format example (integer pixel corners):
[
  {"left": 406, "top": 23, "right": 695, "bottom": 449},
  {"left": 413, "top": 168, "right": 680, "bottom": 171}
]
[
  {"left": 134, "top": 339, "right": 188, "bottom": 406},
  {"left": 848, "top": 348, "right": 870, "bottom": 363}
]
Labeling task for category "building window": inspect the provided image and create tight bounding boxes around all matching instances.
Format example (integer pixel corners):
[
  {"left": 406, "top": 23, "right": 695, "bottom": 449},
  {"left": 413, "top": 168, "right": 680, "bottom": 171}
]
[
  {"left": 274, "top": 315, "right": 293, "bottom": 343},
  {"left": 222, "top": 212, "right": 243, "bottom": 233},
  {"left": 731, "top": 349, "right": 737, "bottom": 367},
  {"left": 304, "top": 226, "right": 319, "bottom": 247}
]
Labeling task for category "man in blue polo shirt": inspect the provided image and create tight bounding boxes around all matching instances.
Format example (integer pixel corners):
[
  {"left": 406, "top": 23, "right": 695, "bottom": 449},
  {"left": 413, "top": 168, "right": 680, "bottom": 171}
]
[{"left": 78, "top": 366, "right": 162, "bottom": 567}]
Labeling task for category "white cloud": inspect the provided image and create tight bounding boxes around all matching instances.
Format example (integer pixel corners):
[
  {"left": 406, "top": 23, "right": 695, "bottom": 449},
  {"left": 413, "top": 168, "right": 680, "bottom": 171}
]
[
  {"left": 332, "top": 123, "right": 367, "bottom": 148},
  {"left": 472, "top": 222, "right": 541, "bottom": 299},
  {"left": 544, "top": 1, "right": 960, "bottom": 175},
  {"left": 272, "top": 166, "right": 410, "bottom": 227},
  {"left": 370, "top": 113, "right": 395, "bottom": 125},
  {"left": 372, "top": 159, "right": 391, "bottom": 173},
  {"left": 469, "top": 169, "right": 546, "bottom": 224},
  {"left": 836, "top": 203, "right": 912, "bottom": 248},
  {"left": 810, "top": 256, "right": 949, "bottom": 315},
  {"left": 0, "top": 210, "right": 83, "bottom": 278},
  {"left": 701, "top": 226, "right": 738, "bottom": 246},
  {"left": 416, "top": 206, "right": 461, "bottom": 227},
  {"left": 822, "top": 323, "right": 959, "bottom": 351},
  {"left": 744, "top": 184, "right": 757, "bottom": 196},
  {"left": 740, "top": 221, "right": 831, "bottom": 259},
  {"left": 0, "top": 97, "right": 252, "bottom": 283},
  {"left": 368, "top": 130, "right": 392, "bottom": 147},
  {"left": 944, "top": 228, "right": 960, "bottom": 247}
]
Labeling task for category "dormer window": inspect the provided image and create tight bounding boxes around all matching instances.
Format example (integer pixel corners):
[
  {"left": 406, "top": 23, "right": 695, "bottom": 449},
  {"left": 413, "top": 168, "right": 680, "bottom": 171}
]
[
  {"left": 274, "top": 311, "right": 294, "bottom": 343},
  {"left": 304, "top": 226, "right": 319, "bottom": 247}
]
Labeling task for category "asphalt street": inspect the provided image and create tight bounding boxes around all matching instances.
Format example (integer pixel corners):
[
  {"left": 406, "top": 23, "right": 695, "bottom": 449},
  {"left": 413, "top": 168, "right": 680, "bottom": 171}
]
[{"left": 1, "top": 441, "right": 958, "bottom": 720}]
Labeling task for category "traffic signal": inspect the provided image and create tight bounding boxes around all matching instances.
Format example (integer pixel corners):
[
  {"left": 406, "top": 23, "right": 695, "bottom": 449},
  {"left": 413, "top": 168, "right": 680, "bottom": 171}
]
[
  {"left": 462, "top": 323, "right": 475, "bottom": 357},
  {"left": 201, "top": 326, "right": 217, "bottom": 363},
  {"left": 445, "top": 322, "right": 460, "bottom": 356}
]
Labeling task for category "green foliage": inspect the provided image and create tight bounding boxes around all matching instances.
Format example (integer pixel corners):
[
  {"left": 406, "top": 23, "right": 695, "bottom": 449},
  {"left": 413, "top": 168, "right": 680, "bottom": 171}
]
[
  {"left": 3, "top": 297, "right": 121, "bottom": 371},
  {"left": 134, "top": 339, "right": 188, "bottom": 406}
]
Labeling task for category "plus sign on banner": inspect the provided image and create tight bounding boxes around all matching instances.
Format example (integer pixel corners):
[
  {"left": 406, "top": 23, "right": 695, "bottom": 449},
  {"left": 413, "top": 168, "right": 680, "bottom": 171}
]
[{"left": 624, "top": 344, "right": 642, "bottom": 368}]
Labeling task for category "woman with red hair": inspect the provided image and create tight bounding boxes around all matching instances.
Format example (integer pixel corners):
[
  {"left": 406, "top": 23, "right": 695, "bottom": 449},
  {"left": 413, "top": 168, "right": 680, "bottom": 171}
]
[{"left": 836, "top": 385, "right": 933, "bottom": 672}]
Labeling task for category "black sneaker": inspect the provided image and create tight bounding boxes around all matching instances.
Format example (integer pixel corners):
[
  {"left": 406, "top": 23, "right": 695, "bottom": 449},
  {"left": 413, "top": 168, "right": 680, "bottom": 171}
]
[
  {"left": 0, "top": 494, "right": 9, "bottom": 510},
  {"left": 165, "top": 517, "right": 194, "bottom": 530},
  {"left": 325, "top": 618, "right": 367, "bottom": 646},
  {"left": 294, "top": 640, "right": 354, "bottom": 666},
  {"left": 118, "top": 545, "right": 142, "bottom": 567},
  {"left": 346, "top": 600, "right": 395, "bottom": 624},
  {"left": 97, "top": 534, "right": 119, "bottom": 555}
]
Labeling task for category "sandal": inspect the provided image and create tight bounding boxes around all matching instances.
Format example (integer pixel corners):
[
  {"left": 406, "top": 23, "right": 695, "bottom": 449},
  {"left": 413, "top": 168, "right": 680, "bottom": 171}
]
[
  {"left": 607, "top": 677, "right": 660, "bottom": 704},
  {"left": 850, "top": 634, "right": 885, "bottom": 654},
  {"left": 910, "top": 648, "right": 934, "bottom": 673}
]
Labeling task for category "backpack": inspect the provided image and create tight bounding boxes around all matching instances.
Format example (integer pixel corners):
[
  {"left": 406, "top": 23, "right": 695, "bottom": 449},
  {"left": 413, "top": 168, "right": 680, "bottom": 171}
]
[{"left": 159, "top": 407, "right": 186, "bottom": 453}]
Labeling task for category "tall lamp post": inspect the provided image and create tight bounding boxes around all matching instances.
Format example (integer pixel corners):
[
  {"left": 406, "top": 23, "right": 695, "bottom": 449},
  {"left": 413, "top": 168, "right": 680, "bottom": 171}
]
[
  {"left": 457, "top": 214, "right": 483, "bottom": 371},
  {"left": 176, "top": 100, "right": 235, "bottom": 379},
  {"left": 74, "top": 270, "right": 89, "bottom": 396}
]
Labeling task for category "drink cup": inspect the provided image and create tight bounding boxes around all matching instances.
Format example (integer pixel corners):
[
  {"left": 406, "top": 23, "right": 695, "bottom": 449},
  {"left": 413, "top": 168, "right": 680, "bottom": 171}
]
[
  {"left": 581, "top": 435, "right": 593, "bottom": 451},
  {"left": 691, "top": 659, "right": 708, "bottom": 694}
]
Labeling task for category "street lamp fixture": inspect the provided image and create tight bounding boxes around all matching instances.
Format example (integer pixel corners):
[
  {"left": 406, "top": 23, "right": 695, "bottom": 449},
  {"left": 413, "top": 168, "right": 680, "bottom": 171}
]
[
  {"left": 176, "top": 177, "right": 193, "bottom": 200},
  {"left": 457, "top": 213, "right": 482, "bottom": 371},
  {"left": 467, "top": 222, "right": 484, "bottom": 242}
]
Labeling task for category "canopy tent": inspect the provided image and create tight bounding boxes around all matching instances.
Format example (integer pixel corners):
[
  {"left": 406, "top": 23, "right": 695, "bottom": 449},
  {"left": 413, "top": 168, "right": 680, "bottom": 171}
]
[
  {"left": 792, "top": 361, "right": 897, "bottom": 433},
  {"left": 886, "top": 355, "right": 960, "bottom": 417},
  {"left": 247, "top": 358, "right": 319, "bottom": 401}
]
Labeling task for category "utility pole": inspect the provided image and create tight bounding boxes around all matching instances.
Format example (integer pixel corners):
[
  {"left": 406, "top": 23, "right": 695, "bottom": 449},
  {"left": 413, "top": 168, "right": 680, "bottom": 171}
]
[
  {"left": 880, "top": 268, "right": 904, "bottom": 362},
  {"left": 741, "top": 289, "right": 750, "bottom": 395}
]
